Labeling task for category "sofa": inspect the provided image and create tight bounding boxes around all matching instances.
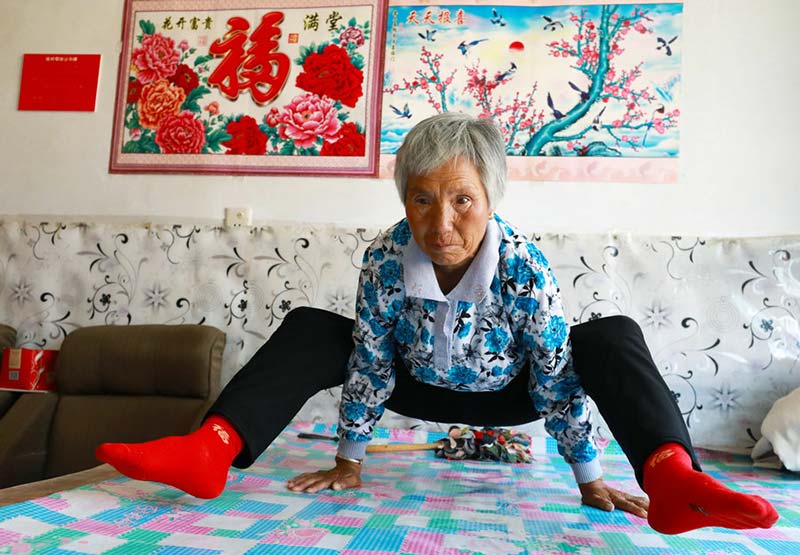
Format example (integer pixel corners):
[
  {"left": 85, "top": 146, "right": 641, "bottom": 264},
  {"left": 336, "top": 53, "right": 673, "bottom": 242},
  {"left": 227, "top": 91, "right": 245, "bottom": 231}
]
[{"left": 0, "top": 324, "right": 225, "bottom": 488}]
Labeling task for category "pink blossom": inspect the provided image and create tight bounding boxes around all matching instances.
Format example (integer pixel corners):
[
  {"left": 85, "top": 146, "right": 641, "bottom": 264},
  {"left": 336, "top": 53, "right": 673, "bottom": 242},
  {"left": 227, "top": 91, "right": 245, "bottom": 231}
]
[
  {"left": 634, "top": 22, "right": 647, "bottom": 34},
  {"left": 671, "top": 109, "right": 681, "bottom": 117},
  {"left": 621, "top": 135, "right": 628, "bottom": 142},
  {"left": 612, "top": 120, "right": 622, "bottom": 128},
  {"left": 652, "top": 118, "right": 666, "bottom": 134},
  {"left": 278, "top": 93, "right": 341, "bottom": 148},
  {"left": 178, "top": 40, "right": 190, "bottom": 51},
  {"left": 570, "top": 14, "right": 579, "bottom": 22},
  {"left": 339, "top": 26, "right": 365, "bottom": 47},
  {"left": 131, "top": 33, "right": 180, "bottom": 83}
]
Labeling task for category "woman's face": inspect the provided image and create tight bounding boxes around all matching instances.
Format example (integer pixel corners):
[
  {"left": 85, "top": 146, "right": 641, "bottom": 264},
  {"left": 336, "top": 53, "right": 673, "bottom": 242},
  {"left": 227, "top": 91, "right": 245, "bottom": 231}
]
[{"left": 405, "top": 157, "right": 493, "bottom": 276}]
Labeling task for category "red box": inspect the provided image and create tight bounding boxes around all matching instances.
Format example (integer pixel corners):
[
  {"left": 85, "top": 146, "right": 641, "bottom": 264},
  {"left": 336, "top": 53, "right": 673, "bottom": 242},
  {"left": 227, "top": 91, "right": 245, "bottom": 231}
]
[{"left": 0, "top": 348, "right": 58, "bottom": 392}]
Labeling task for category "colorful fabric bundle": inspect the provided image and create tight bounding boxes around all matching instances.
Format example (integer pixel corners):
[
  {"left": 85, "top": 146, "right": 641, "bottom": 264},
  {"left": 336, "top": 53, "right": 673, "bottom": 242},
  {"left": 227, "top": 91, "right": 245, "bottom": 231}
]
[{"left": 434, "top": 426, "right": 533, "bottom": 463}]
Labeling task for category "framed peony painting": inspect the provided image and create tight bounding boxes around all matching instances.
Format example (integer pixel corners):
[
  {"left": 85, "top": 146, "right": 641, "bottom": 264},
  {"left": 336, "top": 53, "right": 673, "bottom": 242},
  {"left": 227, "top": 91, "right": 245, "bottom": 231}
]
[{"left": 110, "top": 0, "right": 388, "bottom": 176}]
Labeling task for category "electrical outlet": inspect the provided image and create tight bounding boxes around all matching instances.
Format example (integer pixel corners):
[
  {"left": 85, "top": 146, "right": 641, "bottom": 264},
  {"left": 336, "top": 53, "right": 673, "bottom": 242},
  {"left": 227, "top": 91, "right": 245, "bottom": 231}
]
[{"left": 224, "top": 207, "right": 252, "bottom": 227}]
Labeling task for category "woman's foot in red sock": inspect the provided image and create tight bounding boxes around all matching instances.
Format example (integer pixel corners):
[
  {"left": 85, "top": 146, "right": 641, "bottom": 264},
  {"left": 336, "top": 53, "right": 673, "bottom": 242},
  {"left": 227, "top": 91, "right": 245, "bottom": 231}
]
[
  {"left": 644, "top": 443, "right": 779, "bottom": 534},
  {"left": 95, "top": 415, "right": 243, "bottom": 499}
]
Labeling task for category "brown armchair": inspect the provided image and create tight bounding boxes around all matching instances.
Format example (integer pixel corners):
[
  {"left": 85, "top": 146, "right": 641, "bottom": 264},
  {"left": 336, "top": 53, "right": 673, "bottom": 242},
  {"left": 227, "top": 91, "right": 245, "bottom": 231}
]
[{"left": 0, "top": 324, "right": 225, "bottom": 488}]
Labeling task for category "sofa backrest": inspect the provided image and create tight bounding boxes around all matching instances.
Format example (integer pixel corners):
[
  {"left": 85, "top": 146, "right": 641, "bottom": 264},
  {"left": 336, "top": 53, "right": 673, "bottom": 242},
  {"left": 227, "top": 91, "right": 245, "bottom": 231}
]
[
  {"left": 44, "top": 324, "right": 225, "bottom": 478},
  {"left": 56, "top": 325, "right": 222, "bottom": 399}
]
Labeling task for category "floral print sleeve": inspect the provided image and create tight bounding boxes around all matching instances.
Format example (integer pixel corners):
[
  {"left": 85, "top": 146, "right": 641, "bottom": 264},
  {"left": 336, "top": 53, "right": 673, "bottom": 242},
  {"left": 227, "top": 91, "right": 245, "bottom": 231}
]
[
  {"left": 336, "top": 228, "right": 407, "bottom": 460},
  {"left": 514, "top": 244, "right": 601, "bottom": 483}
]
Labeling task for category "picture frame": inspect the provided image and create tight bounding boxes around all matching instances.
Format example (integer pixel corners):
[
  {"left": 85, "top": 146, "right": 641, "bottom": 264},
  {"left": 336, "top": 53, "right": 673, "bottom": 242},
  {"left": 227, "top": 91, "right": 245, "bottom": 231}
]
[
  {"left": 379, "top": 0, "right": 682, "bottom": 183},
  {"left": 110, "top": 0, "right": 388, "bottom": 176}
]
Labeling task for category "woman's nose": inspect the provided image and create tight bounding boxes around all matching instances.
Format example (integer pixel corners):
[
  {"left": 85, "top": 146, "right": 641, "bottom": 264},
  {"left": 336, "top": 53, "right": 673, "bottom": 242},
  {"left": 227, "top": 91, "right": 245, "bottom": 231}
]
[{"left": 431, "top": 203, "right": 454, "bottom": 232}]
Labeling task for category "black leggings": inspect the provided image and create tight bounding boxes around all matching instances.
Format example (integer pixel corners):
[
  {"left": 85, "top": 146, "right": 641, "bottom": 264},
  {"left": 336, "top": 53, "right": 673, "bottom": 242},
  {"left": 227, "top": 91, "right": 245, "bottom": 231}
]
[{"left": 210, "top": 307, "right": 700, "bottom": 487}]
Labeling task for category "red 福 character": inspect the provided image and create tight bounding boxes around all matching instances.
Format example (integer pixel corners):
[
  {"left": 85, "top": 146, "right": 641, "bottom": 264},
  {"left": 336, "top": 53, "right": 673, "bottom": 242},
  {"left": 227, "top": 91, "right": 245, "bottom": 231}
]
[
  {"left": 207, "top": 13, "right": 290, "bottom": 105},
  {"left": 208, "top": 16, "right": 250, "bottom": 100},
  {"left": 241, "top": 12, "right": 290, "bottom": 104}
]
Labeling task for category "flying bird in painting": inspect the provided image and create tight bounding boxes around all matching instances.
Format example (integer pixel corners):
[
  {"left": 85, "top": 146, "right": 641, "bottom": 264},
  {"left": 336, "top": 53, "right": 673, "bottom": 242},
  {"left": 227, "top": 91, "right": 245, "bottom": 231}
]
[
  {"left": 457, "top": 38, "right": 488, "bottom": 56},
  {"left": 542, "top": 16, "right": 563, "bottom": 31},
  {"left": 591, "top": 106, "right": 606, "bottom": 131},
  {"left": 547, "top": 92, "right": 565, "bottom": 119},
  {"left": 568, "top": 81, "right": 590, "bottom": 103},
  {"left": 494, "top": 62, "right": 517, "bottom": 83},
  {"left": 490, "top": 8, "right": 507, "bottom": 27},
  {"left": 418, "top": 29, "right": 437, "bottom": 42},
  {"left": 642, "top": 104, "right": 666, "bottom": 146},
  {"left": 657, "top": 36, "right": 678, "bottom": 56},
  {"left": 390, "top": 103, "right": 412, "bottom": 119}
]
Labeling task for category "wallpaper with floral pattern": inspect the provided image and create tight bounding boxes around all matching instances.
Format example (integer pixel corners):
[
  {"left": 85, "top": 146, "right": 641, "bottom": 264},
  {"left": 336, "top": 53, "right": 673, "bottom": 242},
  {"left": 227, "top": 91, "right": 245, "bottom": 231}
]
[{"left": 0, "top": 220, "right": 797, "bottom": 453}]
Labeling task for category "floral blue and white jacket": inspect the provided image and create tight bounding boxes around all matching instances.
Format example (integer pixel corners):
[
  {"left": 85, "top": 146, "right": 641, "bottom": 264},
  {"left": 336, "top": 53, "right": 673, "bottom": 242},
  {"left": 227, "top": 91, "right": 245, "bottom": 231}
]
[{"left": 336, "top": 215, "right": 601, "bottom": 483}]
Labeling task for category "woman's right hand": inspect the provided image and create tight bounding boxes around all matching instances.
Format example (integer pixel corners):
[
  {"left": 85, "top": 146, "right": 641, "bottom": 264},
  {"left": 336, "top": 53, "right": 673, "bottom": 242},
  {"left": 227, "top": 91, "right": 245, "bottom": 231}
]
[{"left": 286, "top": 456, "right": 362, "bottom": 493}]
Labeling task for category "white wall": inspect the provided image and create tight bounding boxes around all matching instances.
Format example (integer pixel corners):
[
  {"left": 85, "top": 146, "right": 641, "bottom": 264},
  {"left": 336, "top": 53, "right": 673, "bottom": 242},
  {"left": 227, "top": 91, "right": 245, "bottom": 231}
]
[{"left": 1, "top": 0, "right": 798, "bottom": 236}]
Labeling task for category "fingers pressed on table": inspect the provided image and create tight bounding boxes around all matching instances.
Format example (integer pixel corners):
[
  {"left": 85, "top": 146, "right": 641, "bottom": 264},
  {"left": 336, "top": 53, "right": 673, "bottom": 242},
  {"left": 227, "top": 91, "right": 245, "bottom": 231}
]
[{"left": 617, "top": 498, "right": 648, "bottom": 517}]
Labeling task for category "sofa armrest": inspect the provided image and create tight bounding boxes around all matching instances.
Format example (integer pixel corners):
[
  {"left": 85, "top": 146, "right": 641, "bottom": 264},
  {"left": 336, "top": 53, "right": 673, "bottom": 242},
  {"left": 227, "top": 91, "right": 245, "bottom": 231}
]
[
  {"left": 0, "top": 394, "right": 59, "bottom": 488},
  {"left": 0, "top": 391, "right": 20, "bottom": 419}
]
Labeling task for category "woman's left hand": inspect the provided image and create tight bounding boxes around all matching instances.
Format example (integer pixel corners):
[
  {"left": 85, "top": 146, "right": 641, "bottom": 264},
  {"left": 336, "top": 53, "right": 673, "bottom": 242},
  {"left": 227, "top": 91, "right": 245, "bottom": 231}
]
[{"left": 578, "top": 478, "right": 649, "bottom": 518}]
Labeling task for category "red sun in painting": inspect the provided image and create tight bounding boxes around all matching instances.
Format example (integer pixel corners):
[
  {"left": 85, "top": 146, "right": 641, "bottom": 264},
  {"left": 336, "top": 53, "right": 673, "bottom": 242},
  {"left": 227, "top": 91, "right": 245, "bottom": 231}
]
[{"left": 509, "top": 41, "right": 525, "bottom": 52}]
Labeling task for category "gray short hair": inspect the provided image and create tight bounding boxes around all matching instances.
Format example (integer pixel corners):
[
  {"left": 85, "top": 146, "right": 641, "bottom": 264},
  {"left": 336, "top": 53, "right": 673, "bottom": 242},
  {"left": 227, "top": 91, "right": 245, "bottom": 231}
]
[{"left": 394, "top": 113, "right": 507, "bottom": 210}]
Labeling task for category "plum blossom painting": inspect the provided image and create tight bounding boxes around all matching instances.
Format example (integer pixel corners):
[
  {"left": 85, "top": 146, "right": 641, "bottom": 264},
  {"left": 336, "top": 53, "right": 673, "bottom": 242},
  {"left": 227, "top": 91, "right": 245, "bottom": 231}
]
[
  {"left": 110, "top": 0, "right": 387, "bottom": 176},
  {"left": 380, "top": 0, "right": 682, "bottom": 182}
]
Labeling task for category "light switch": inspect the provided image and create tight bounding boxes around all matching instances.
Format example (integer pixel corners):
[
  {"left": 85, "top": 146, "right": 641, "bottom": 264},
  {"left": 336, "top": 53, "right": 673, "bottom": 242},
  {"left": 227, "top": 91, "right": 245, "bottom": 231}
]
[{"left": 224, "top": 207, "right": 252, "bottom": 227}]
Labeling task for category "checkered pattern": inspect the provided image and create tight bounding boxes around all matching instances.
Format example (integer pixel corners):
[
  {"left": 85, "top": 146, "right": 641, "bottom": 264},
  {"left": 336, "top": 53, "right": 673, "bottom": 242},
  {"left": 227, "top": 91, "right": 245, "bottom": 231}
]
[{"left": 1, "top": 423, "right": 798, "bottom": 554}]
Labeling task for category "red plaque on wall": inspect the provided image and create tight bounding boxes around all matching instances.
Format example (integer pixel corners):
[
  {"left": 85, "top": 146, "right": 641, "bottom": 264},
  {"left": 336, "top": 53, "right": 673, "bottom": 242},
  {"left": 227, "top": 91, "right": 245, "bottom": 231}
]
[{"left": 18, "top": 54, "right": 101, "bottom": 111}]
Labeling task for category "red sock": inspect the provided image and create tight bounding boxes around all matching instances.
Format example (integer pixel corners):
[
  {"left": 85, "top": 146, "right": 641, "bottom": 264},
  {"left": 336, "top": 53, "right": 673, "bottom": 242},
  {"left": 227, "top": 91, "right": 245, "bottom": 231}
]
[
  {"left": 95, "top": 415, "right": 242, "bottom": 499},
  {"left": 643, "top": 443, "right": 779, "bottom": 534}
]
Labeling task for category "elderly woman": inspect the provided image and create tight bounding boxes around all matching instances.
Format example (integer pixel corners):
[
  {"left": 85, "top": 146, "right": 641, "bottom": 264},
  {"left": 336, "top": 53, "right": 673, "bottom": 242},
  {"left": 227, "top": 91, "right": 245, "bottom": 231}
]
[{"left": 98, "top": 113, "right": 777, "bottom": 535}]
